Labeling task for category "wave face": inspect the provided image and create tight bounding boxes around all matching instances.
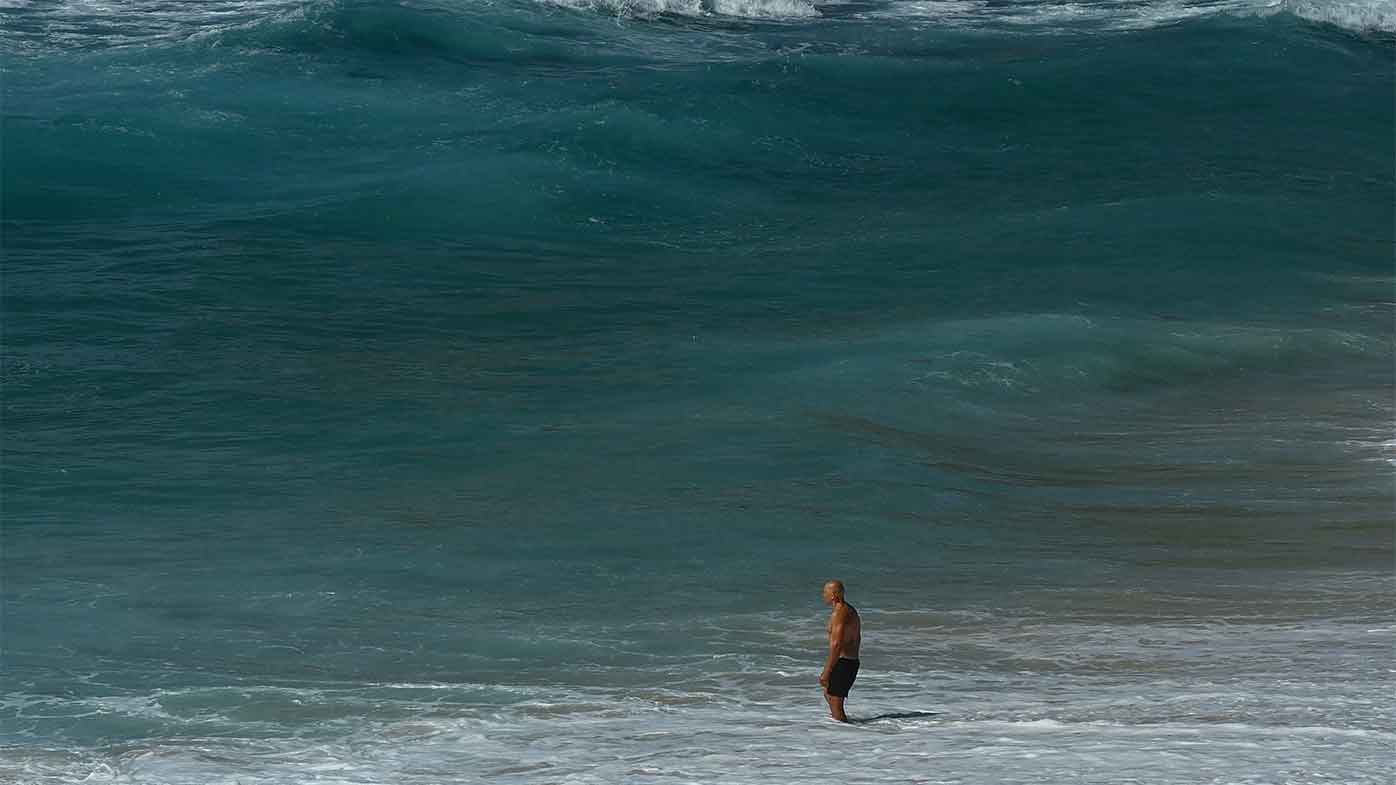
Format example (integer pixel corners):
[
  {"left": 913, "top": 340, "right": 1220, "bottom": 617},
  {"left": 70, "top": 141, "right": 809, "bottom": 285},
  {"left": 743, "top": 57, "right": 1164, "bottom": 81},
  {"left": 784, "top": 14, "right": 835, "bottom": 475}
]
[{"left": 2, "top": 1, "right": 1392, "bottom": 784}]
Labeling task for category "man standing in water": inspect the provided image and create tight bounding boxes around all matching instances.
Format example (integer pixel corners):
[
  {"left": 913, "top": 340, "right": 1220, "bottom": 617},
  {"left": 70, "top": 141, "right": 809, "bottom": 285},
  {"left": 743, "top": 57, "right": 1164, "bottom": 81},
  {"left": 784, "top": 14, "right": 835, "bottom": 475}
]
[{"left": 819, "top": 580, "right": 861, "bottom": 722}]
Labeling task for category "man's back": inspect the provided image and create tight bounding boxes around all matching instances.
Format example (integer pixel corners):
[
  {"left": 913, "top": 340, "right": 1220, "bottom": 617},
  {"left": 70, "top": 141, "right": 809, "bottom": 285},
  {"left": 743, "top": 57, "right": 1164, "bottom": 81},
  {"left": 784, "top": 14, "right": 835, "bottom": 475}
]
[{"left": 829, "top": 602, "right": 861, "bottom": 659}]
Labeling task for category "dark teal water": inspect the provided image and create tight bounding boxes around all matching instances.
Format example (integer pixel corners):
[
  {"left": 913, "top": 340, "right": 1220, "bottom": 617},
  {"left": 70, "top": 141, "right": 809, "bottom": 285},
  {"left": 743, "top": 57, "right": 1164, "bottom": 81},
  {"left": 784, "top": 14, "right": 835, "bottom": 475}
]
[{"left": 3, "top": 1, "right": 1393, "bottom": 782}]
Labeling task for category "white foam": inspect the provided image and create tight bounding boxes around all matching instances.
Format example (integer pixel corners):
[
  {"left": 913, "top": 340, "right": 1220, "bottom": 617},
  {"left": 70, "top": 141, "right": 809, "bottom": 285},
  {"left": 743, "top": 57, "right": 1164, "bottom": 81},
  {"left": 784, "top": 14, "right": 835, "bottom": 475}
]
[
  {"left": 712, "top": 0, "right": 820, "bottom": 17},
  {"left": 862, "top": 0, "right": 1395, "bottom": 33},
  {"left": 1279, "top": 0, "right": 1396, "bottom": 31},
  {"left": 960, "top": 717, "right": 1396, "bottom": 740},
  {"left": 85, "top": 695, "right": 177, "bottom": 721},
  {"left": 866, "top": 0, "right": 1276, "bottom": 31},
  {"left": 545, "top": 0, "right": 819, "bottom": 19},
  {"left": 10, "top": 700, "right": 1391, "bottom": 785}
]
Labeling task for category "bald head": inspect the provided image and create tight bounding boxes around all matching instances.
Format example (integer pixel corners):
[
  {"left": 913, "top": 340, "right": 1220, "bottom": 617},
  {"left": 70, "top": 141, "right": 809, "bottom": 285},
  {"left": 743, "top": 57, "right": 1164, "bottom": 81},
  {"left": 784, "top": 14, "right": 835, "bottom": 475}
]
[{"left": 822, "top": 580, "right": 846, "bottom": 605}]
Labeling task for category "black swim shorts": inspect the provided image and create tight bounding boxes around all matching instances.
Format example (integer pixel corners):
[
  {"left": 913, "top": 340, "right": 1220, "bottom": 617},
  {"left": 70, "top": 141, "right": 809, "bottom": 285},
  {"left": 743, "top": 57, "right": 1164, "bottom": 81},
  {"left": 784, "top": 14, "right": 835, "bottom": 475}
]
[{"left": 826, "top": 657, "right": 859, "bottom": 697}]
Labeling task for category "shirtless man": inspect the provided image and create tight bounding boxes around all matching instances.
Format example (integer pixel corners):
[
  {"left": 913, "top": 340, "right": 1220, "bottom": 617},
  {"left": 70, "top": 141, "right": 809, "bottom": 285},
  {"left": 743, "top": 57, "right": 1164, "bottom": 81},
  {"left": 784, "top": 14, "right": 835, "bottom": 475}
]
[{"left": 819, "top": 580, "right": 861, "bottom": 722}]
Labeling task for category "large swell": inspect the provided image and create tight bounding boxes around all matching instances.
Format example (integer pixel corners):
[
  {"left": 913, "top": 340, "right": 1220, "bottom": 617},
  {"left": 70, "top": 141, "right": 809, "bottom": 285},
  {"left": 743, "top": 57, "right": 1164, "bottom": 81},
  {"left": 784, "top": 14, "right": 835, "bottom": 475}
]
[{"left": 2, "top": 0, "right": 1393, "bottom": 783}]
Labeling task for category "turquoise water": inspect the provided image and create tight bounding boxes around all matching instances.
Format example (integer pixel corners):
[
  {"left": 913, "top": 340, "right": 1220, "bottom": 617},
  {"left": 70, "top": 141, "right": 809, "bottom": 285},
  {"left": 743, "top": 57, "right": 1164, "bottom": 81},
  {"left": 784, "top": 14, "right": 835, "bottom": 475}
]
[{"left": 3, "top": 1, "right": 1393, "bottom": 782}]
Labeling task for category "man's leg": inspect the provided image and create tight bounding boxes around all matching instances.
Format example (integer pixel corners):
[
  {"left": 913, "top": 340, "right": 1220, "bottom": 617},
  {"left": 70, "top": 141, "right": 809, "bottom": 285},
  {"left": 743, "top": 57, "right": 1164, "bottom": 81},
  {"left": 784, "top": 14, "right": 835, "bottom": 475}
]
[{"left": 825, "top": 692, "right": 848, "bottom": 722}]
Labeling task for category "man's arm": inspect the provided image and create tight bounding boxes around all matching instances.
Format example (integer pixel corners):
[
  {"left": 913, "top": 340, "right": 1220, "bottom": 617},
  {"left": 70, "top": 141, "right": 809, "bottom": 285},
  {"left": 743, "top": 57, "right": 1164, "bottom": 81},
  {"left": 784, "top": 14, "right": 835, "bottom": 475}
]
[{"left": 819, "top": 608, "right": 846, "bottom": 687}]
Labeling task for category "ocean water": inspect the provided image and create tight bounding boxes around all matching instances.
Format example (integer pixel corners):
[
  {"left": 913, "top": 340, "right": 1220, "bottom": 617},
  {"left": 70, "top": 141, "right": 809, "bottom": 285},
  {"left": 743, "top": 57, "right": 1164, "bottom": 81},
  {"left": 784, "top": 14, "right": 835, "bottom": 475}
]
[{"left": 2, "top": 0, "right": 1393, "bottom": 782}]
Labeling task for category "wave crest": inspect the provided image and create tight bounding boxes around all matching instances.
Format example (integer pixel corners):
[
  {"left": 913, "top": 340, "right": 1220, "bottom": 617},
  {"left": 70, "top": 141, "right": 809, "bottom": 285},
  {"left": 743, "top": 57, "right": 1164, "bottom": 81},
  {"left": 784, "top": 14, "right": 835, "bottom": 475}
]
[
  {"left": 863, "top": 0, "right": 1395, "bottom": 34},
  {"left": 545, "top": 0, "right": 820, "bottom": 20},
  {"left": 1279, "top": 0, "right": 1395, "bottom": 32}
]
